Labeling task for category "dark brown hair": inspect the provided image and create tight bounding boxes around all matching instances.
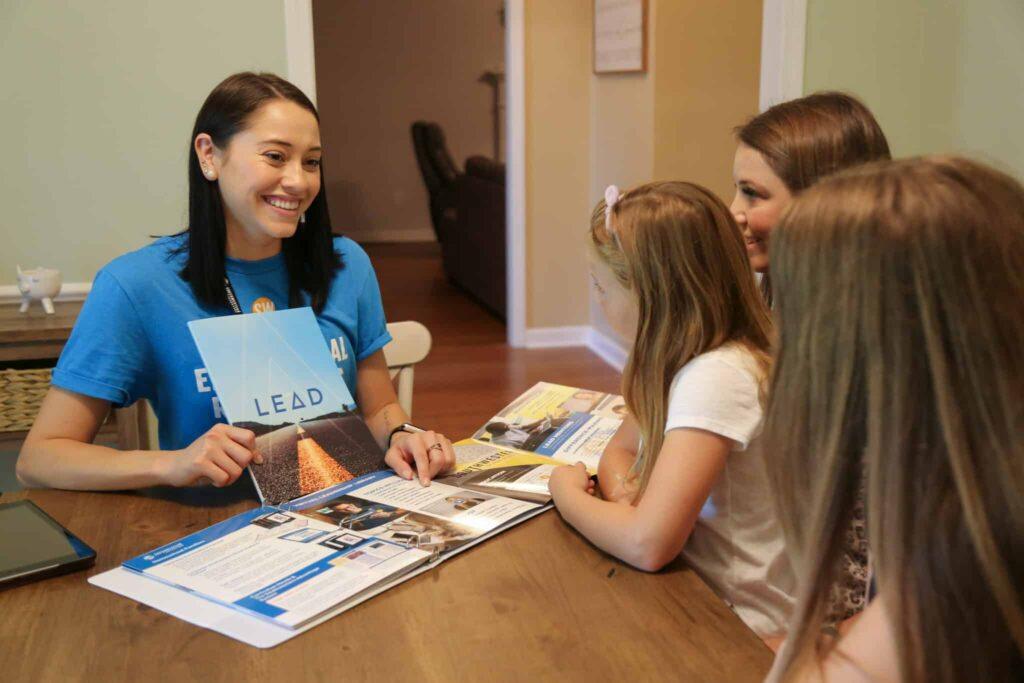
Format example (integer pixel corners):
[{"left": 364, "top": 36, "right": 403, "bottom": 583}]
[
  {"left": 736, "top": 92, "right": 892, "bottom": 304},
  {"left": 179, "top": 72, "right": 339, "bottom": 312}
]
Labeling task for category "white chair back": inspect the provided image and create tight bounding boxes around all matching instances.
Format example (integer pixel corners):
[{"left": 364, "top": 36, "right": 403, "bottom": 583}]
[{"left": 383, "top": 321, "right": 432, "bottom": 417}]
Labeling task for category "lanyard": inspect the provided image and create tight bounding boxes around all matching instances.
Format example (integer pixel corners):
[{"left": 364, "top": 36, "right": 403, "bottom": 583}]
[{"left": 223, "top": 276, "right": 243, "bottom": 315}]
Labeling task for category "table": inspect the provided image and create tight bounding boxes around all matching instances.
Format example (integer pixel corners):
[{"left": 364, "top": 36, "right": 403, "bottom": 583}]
[
  {"left": 0, "top": 301, "right": 149, "bottom": 452},
  {"left": 0, "top": 486, "right": 773, "bottom": 682}
]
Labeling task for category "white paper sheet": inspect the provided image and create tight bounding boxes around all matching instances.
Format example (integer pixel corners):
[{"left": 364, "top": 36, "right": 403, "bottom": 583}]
[
  {"left": 88, "top": 506, "right": 550, "bottom": 648},
  {"left": 89, "top": 568, "right": 298, "bottom": 648},
  {"left": 88, "top": 563, "right": 436, "bottom": 648}
]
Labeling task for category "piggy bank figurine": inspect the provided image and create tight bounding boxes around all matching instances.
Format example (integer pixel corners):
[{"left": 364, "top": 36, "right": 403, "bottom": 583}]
[{"left": 17, "top": 266, "right": 62, "bottom": 315}]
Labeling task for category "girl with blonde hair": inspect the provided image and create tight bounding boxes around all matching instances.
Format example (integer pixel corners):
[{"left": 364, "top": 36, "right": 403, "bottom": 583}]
[
  {"left": 763, "top": 156, "right": 1024, "bottom": 681},
  {"left": 548, "top": 181, "right": 795, "bottom": 642}
]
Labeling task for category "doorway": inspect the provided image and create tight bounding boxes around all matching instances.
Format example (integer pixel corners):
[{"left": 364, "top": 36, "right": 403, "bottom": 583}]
[{"left": 309, "top": 1, "right": 510, "bottom": 330}]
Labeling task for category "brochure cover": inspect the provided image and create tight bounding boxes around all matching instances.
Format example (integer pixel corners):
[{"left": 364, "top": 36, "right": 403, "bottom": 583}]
[
  {"left": 188, "top": 308, "right": 384, "bottom": 505},
  {"left": 468, "top": 382, "right": 626, "bottom": 472}
]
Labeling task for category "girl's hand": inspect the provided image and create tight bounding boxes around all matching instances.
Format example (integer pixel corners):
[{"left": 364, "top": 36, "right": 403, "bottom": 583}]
[
  {"left": 385, "top": 430, "right": 455, "bottom": 486},
  {"left": 159, "top": 423, "right": 259, "bottom": 487},
  {"left": 549, "top": 462, "right": 594, "bottom": 497}
]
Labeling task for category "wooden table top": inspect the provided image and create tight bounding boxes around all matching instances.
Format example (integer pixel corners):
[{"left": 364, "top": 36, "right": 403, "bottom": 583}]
[{"left": 0, "top": 485, "right": 773, "bottom": 682}]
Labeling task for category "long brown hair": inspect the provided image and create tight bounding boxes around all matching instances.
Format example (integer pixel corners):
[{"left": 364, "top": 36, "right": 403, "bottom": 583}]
[
  {"left": 736, "top": 91, "right": 891, "bottom": 304},
  {"left": 590, "top": 181, "right": 773, "bottom": 494},
  {"left": 763, "top": 157, "right": 1024, "bottom": 681}
]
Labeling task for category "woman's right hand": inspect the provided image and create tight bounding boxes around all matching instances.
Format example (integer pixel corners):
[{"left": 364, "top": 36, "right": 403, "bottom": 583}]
[{"left": 159, "top": 423, "right": 260, "bottom": 487}]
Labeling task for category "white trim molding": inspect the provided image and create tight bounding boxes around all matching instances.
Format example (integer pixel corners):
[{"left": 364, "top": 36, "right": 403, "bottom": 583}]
[
  {"left": 522, "top": 325, "right": 628, "bottom": 373},
  {"left": 759, "top": 0, "right": 807, "bottom": 110},
  {"left": 585, "top": 327, "right": 628, "bottom": 372},
  {"left": 283, "top": 0, "right": 318, "bottom": 105},
  {"left": 523, "top": 326, "right": 590, "bottom": 349},
  {"left": 0, "top": 282, "right": 92, "bottom": 305},
  {"left": 505, "top": 0, "right": 527, "bottom": 348}
]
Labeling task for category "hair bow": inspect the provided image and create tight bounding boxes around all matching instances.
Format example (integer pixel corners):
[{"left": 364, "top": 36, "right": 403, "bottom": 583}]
[{"left": 604, "top": 184, "right": 621, "bottom": 235}]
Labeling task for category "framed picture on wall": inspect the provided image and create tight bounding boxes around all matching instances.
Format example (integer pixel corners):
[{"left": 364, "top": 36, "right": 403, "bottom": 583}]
[{"left": 593, "top": 0, "right": 648, "bottom": 74}]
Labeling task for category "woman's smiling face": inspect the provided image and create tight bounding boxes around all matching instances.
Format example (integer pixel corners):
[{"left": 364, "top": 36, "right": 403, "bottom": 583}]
[
  {"left": 197, "top": 99, "right": 322, "bottom": 257},
  {"left": 729, "top": 143, "right": 793, "bottom": 273}
]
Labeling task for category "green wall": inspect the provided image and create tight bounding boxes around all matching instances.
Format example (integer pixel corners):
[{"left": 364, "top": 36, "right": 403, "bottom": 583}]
[
  {"left": 804, "top": 0, "right": 1024, "bottom": 180},
  {"left": 1, "top": 0, "right": 288, "bottom": 283}
]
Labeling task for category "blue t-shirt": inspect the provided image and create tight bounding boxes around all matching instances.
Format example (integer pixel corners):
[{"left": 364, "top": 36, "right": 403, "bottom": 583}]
[{"left": 52, "top": 235, "right": 391, "bottom": 451}]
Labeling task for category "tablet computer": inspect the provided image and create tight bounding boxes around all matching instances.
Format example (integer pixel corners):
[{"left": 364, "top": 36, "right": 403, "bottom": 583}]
[{"left": 0, "top": 500, "right": 96, "bottom": 590}]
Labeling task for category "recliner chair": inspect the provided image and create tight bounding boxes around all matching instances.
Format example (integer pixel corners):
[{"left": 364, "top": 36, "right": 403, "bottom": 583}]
[
  {"left": 411, "top": 121, "right": 507, "bottom": 320},
  {"left": 411, "top": 122, "right": 459, "bottom": 241}
]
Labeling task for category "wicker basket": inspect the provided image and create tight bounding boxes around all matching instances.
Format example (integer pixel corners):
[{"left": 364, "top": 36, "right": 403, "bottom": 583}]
[{"left": 0, "top": 367, "right": 52, "bottom": 432}]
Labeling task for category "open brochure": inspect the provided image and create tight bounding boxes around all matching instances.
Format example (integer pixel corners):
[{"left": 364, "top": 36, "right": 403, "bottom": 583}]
[
  {"left": 97, "top": 309, "right": 624, "bottom": 641},
  {"left": 456, "top": 381, "right": 626, "bottom": 473},
  {"left": 122, "top": 470, "right": 544, "bottom": 630}
]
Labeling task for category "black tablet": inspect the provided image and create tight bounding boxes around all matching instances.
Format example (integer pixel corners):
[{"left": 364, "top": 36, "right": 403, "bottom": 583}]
[{"left": 0, "top": 500, "right": 96, "bottom": 590}]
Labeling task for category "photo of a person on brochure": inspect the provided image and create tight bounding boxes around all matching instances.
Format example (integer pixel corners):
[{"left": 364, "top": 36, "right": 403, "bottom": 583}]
[
  {"left": 484, "top": 415, "right": 568, "bottom": 451},
  {"left": 305, "top": 495, "right": 408, "bottom": 531}
]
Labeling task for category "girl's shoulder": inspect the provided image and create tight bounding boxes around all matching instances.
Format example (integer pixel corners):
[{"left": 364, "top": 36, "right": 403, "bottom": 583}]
[{"left": 677, "top": 342, "right": 762, "bottom": 385}]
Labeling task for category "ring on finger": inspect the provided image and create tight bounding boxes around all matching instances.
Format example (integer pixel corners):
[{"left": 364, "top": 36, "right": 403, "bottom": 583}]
[{"left": 428, "top": 442, "right": 444, "bottom": 453}]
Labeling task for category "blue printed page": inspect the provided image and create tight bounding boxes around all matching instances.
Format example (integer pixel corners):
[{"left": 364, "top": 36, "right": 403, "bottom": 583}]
[
  {"left": 470, "top": 382, "right": 626, "bottom": 472},
  {"left": 188, "top": 308, "right": 385, "bottom": 505},
  {"left": 124, "top": 505, "right": 430, "bottom": 629}
]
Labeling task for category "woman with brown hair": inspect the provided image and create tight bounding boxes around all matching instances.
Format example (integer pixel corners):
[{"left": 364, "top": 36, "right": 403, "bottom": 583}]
[
  {"left": 730, "top": 92, "right": 892, "bottom": 625},
  {"left": 731, "top": 91, "right": 891, "bottom": 303},
  {"left": 763, "top": 156, "right": 1024, "bottom": 681}
]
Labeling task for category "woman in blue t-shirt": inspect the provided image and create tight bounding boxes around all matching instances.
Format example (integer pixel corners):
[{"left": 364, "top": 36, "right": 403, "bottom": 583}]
[{"left": 17, "top": 72, "right": 455, "bottom": 491}]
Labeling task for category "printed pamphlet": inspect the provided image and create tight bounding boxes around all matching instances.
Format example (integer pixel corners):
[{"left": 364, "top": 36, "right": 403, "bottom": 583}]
[{"left": 112, "top": 310, "right": 624, "bottom": 636}]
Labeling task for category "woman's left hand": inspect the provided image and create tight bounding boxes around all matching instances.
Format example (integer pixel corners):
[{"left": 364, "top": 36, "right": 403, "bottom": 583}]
[
  {"left": 385, "top": 430, "right": 456, "bottom": 486},
  {"left": 549, "top": 462, "right": 595, "bottom": 497}
]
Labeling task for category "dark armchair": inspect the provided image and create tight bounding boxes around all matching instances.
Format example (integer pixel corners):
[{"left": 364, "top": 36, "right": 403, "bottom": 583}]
[
  {"left": 411, "top": 122, "right": 459, "bottom": 241},
  {"left": 411, "top": 122, "right": 506, "bottom": 319}
]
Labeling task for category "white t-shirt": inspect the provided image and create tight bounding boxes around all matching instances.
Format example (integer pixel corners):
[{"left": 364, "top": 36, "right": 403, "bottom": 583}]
[{"left": 667, "top": 342, "right": 795, "bottom": 638}]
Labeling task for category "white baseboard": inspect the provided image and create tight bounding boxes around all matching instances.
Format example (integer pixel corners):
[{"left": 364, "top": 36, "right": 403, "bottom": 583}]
[
  {"left": 0, "top": 282, "right": 92, "bottom": 306},
  {"left": 523, "top": 325, "right": 590, "bottom": 348},
  {"left": 523, "top": 324, "right": 628, "bottom": 372},
  {"left": 585, "top": 327, "right": 628, "bottom": 372},
  {"left": 348, "top": 229, "right": 436, "bottom": 244}
]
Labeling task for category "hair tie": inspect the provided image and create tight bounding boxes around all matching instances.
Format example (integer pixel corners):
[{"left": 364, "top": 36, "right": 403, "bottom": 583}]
[{"left": 604, "top": 184, "right": 621, "bottom": 237}]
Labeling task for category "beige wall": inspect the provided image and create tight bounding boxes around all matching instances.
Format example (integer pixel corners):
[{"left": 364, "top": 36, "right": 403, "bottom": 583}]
[
  {"left": 583, "top": 0, "right": 763, "bottom": 342},
  {"left": 0, "top": 0, "right": 287, "bottom": 283},
  {"left": 804, "top": 0, "right": 1024, "bottom": 180},
  {"left": 524, "top": 0, "right": 594, "bottom": 328},
  {"left": 653, "top": 1, "right": 762, "bottom": 199},
  {"left": 313, "top": 0, "right": 504, "bottom": 243}
]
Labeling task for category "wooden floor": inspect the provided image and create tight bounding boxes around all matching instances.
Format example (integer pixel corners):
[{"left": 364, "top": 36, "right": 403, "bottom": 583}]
[{"left": 362, "top": 242, "right": 622, "bottom": 438}]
